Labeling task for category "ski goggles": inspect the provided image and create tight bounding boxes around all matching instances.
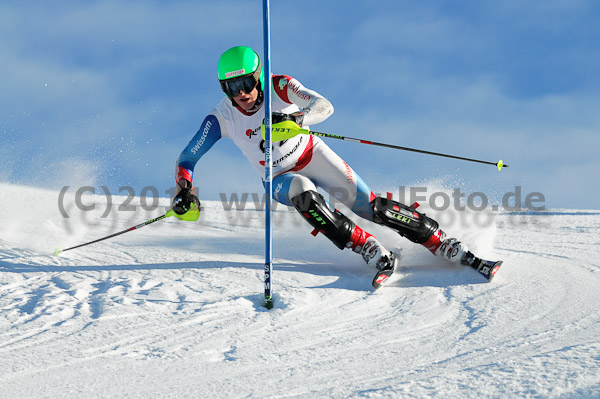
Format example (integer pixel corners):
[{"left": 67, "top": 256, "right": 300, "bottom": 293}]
[{"left": 220, "top": 74, "right": 258, "bottom": 97}]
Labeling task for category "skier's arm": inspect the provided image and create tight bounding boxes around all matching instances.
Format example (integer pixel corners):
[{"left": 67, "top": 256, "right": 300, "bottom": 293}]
[
  {"left": 272, "top": 75, "right": 334, "bottom": 126},
  {"left": 175, "top": 114, "right": 222, "bottom": 187}
]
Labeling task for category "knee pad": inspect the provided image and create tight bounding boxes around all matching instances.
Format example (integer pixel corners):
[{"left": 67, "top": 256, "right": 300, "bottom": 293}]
[
  {"left": 371, "top": 197, "right": 439, "bottom": 244},
  {"left": 291, "top": 190, "right": 355, "bottom": 250}
]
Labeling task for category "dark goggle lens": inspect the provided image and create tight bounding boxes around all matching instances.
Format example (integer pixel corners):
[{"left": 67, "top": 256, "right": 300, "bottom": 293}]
[{"left": 220, "top": 74, "right": 258, "bottom": 97}]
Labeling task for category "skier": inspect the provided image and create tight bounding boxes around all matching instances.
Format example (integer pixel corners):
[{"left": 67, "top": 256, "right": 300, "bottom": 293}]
[{"left": 171, "top": 46, "right": 500, "bottom": 288}]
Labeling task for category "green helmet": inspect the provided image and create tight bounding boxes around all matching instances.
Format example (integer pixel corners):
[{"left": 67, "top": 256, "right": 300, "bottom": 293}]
[{"left": 217, "top": 46, "right": 264, "bottom": 97}]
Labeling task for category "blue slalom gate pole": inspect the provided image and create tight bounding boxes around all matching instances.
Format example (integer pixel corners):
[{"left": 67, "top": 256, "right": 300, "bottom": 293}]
[{"left": 263, "top": 0, "right": 274, "bottom": 309}]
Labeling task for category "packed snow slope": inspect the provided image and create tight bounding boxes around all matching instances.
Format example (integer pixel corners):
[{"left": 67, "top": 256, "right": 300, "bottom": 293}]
[{"left": 1, "top": 182, "right": 599, "bottom": 399}]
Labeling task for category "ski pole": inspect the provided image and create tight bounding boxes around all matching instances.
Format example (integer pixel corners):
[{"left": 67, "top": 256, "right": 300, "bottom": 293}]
[
  {"left": 263, "top": 121, "right": 509, "bottom": 171},
  {"left": 54, "top": 210, "right": 176, "bottom": 256},
  {"left": 310, "top": 131, "right": 508, "bottom": 170}
]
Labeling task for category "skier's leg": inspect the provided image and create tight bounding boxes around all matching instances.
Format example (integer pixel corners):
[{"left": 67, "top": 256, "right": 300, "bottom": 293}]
[
  {"left": 280, "top": 139, "right": 468, "bottom": 265},
  {"left": 370, "top": 197, "right": 473, "bottom": 265},
  {"left": 361, "top": 195, "right": 502, "bottom": 281},
  {"left": 272, "top": 171, "right": 370, "bottom": 253},
  {"left": 276, "top": 138, "right": 500, "bottom": 281},
  {"left": 289, "top": 189, "right": 396, "bottom": 271},
  {"left": 273, "top": 170, "right": 394, "bottom": 270}
]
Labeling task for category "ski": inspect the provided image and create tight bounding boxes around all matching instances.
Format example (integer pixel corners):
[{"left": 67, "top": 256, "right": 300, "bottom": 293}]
[
  {"left": 462, "top": 252, "right": 502, "bottom": 282},
  {"left": 372, "top": 252, "right": 400, "bottom": 290},
  {"left": 372, "top": 254, "right": 502, "bottom": 289},
  {"left": 372, "top": 268, "right": 395, "bottom": 289},
  {"left": 473, "top": 259, "right": 502, "bottom": 282}
]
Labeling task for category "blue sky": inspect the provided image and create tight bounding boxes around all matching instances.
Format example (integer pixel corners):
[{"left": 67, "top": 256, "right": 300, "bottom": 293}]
[{"left": 1, "top": 0, "right": 599, "bottom": 210}]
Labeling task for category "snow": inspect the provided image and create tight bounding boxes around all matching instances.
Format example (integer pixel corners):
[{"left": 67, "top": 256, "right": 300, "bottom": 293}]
[{"left": 1, "top": 182, "right": 599, "bottom": 398}]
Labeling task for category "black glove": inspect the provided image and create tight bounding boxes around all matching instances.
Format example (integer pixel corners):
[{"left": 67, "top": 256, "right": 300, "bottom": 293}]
[
  {"left": 272, "top": 111, "right": 304, "bottom": 127},
  {"left": 172, "top": 182, "right": 200, "bottom": 215}
]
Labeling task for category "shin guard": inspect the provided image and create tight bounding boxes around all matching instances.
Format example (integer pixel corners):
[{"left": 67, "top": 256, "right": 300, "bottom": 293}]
[
  {"left": 371, "top": 197, "right": 445, "bottom": 254},
  {"left": 291, "top": 190, "right": 356, "bottom": 250}
]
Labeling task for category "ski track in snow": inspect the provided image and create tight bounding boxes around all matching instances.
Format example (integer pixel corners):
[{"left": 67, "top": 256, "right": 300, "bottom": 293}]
[{"left": 1, "top": 184, "right": 599, "bottom": 398}]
